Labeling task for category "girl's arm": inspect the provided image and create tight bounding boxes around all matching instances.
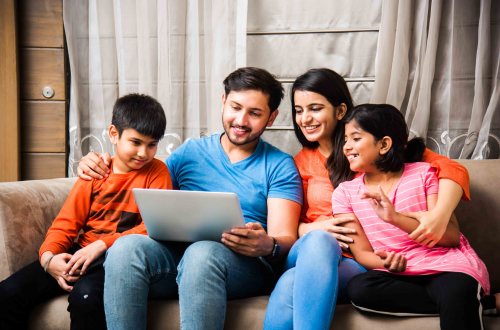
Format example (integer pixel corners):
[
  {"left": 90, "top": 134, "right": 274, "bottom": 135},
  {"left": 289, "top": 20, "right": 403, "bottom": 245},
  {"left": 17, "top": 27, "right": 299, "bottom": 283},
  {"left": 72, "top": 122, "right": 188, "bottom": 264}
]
[
  {"left": 362, "top": 187, "right": 460, "bottom": 247},
  {"left": 341, "top": 212, "right": 406, "bottom": 272}
]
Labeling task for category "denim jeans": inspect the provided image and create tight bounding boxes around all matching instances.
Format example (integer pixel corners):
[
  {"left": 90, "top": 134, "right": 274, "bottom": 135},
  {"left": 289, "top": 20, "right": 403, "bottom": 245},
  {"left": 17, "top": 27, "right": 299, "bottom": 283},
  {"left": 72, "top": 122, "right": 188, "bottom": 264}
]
[
  {"left": 104, "top": 235, "right": 274, "bottom": 330},
  {"left": 263, "top": 230, "right": 366, "bottom": 330}
]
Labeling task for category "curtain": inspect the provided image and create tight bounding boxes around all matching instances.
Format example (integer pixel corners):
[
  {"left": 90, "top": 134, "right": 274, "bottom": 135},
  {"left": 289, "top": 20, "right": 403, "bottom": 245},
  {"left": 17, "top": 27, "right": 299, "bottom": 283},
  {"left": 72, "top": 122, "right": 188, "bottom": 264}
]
[
  {"left": 63, "top": 0, "right": 248, "bottom": 176},
  {"left": 371, "top": 0, "right": 499, "bottom": 159}
]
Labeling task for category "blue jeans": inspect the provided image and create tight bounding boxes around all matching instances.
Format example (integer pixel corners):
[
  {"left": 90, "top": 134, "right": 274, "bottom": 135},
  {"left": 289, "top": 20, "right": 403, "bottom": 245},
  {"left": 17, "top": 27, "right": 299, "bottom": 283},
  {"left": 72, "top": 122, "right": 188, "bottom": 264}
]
[
  {"left": 104, "top": 235, "right": 274, "bottom": 330},
  {"left": 264, "top": 230, "right": 366, "bottom": 330}
]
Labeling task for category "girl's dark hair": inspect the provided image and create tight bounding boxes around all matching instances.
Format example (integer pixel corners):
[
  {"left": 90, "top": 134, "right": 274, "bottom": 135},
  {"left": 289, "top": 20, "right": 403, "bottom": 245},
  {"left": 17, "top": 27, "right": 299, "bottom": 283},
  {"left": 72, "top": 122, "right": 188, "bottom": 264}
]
[
  {"left": 341, "top": 104, "right": 425, "bottom": 175},
  {"left": 112, "top": 93, "right": 166, "bottom": 141},
  {"left": 223, "top": 67, "right": 284, "bottom": 112},
  {"left": 291, "top": 68, "right": 355, "bottom": 187}
]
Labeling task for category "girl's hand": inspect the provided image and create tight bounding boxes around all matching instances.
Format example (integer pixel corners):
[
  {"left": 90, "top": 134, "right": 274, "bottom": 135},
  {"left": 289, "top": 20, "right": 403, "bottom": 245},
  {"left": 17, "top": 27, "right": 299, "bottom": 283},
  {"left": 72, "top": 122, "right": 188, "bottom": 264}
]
[
  {"left": 65, "top": 240, "right": 107, "bottom": 276},
  {"left": 375, "top": 250, "right": 407, "bottom": 272},
  {"left": 361, "top": 186, "right": 398, "bottom": 223},
  {"left": 44, "top": 253, "right": 81, "bottom": 292}
]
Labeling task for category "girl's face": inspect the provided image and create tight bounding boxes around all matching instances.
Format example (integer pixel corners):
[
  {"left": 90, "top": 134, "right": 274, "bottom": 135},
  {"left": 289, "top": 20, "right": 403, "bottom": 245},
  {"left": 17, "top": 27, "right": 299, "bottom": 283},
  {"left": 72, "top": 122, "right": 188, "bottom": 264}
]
[
  {"left": 343, "top": 119, "right": 384, "bottom": 173},
  {"left": 294, "top": 90, "right": 345, "bottom": 154}
]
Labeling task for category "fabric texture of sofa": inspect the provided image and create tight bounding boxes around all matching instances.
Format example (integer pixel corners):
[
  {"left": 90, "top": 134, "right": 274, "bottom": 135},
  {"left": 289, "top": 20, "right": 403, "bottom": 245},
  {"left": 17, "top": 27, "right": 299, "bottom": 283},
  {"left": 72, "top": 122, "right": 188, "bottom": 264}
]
[{"left": 0, "top": 160, "right": 499, "bottom": 329}]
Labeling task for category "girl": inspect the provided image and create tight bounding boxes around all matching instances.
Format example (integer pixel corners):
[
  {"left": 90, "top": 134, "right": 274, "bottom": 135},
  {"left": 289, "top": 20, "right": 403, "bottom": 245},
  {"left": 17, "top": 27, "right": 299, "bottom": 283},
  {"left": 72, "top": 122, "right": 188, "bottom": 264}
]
[
  {"left": 333, "top": 103, "right": 490, "bottom": 330},
  {"left": 263, "top": 69, "right": 472, "bottom": 330}
]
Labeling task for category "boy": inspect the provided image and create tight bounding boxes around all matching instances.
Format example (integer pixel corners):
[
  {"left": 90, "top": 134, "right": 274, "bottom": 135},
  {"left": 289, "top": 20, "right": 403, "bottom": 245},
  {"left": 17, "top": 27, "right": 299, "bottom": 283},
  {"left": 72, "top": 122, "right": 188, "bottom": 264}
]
[{"left": 0, "top": 93, "right": 172, "bottom": 330}]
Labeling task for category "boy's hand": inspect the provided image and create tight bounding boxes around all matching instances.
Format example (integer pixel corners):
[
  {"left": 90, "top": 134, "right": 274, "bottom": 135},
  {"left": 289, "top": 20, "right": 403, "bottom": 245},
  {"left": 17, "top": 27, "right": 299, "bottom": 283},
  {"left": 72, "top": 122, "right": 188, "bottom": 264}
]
[
  {"left": 77, "top": 152, "right": 111, "bottom": 180},
  {"left": 65, "top": 240, "right": 107, "bottom": 276},
  {"left": 361, "top": 186, "right": 398, "bottom": 223},
  {"left": 45, "top": 253, "right": 81, "bottom": 292},
  {"left": 375, "top": 250, "right": 407, "bottom": 272},
  {"left": 221, "top": 222, "right": 274, "bottom": 257}
]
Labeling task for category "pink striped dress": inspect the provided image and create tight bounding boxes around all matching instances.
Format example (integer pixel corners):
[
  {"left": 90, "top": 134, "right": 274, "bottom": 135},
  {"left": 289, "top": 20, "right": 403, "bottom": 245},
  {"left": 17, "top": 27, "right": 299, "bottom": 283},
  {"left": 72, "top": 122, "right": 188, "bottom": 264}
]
[{"left": 332, "top": 162, "right": 490, "bottom": 294}]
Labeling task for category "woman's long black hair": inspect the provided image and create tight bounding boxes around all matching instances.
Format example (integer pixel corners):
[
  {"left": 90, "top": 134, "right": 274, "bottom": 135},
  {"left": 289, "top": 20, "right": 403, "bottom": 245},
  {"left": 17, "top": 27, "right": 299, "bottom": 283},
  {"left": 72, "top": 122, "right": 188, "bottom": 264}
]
[{"left": 291, "top": 68, "right": 355, "bottom": 187}]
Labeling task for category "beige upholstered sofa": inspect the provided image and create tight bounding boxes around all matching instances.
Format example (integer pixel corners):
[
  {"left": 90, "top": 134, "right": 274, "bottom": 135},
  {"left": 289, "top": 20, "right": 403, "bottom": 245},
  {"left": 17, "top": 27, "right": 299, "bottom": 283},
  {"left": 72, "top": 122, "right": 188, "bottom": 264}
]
[{"left": 1, "top": 160, "right": 499, "bottom": 329}]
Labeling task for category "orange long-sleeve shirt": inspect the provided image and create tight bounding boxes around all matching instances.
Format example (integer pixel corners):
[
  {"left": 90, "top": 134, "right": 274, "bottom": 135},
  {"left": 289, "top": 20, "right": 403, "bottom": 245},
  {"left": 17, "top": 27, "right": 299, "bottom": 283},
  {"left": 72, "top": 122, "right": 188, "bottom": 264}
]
[
  {"left": 294, "top": 147, "right": 470, "bottom": 224},
  {"left": 39, "top": 158, "right": 172, "bottom": 257}
]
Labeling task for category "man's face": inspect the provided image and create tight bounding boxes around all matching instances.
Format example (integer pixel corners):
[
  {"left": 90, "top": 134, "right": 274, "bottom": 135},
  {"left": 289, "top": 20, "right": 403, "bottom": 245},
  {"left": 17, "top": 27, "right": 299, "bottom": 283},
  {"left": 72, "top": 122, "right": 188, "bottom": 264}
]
[{"left": 222, "top": 89, "right": 278, "bottom": 147}]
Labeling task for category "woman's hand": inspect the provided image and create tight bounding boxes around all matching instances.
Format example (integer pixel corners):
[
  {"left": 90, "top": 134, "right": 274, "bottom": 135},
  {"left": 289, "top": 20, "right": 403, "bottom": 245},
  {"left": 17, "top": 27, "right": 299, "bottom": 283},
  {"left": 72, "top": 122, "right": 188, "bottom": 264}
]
[
  {"left": 299, "top": 217, "right": 356, "bottom": 249},
  {"left": 77, "top": 151, "right": 111, "bottom": 180}
]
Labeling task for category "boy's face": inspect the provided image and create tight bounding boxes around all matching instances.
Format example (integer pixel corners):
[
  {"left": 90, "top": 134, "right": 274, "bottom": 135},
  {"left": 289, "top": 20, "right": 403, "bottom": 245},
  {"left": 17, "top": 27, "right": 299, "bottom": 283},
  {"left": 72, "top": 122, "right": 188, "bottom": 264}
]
[
  {"left": 221, "top": 89, "right": 278, "bottom": 149},
  {"left": 108, "top": 126, "right": 159, "bottom": 174}
]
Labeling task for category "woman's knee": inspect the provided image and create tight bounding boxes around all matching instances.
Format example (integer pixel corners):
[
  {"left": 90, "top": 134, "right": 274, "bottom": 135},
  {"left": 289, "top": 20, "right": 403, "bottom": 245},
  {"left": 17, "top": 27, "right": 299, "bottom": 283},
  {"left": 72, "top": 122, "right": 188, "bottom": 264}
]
[{"left": 301, "top": 230, "right": 342, "bottom": 255}]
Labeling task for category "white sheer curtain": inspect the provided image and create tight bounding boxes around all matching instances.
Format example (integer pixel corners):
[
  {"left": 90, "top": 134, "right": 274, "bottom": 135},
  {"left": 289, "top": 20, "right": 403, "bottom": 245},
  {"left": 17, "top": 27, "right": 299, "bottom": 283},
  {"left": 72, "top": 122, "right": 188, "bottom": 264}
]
[
  {"left": 371, "top": 0, "right": 500, "bottom": 159},
  {"left": 63, "top": 0, "right": 248, "bottom": 176}
]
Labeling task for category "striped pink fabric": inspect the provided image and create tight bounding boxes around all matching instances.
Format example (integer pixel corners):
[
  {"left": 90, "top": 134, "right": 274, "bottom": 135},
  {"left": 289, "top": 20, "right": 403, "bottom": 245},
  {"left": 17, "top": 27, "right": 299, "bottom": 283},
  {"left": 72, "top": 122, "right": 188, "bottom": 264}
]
[{"left": 332, "top": 162, "right": 490, "bottom": 294}]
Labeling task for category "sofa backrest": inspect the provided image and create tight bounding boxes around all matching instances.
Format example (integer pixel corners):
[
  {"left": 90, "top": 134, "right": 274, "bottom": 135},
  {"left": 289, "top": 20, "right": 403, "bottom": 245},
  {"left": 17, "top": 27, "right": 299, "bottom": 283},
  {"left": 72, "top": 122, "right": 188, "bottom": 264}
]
[{"left": 455, "top": 160, "right": 500, "bottom": 293}]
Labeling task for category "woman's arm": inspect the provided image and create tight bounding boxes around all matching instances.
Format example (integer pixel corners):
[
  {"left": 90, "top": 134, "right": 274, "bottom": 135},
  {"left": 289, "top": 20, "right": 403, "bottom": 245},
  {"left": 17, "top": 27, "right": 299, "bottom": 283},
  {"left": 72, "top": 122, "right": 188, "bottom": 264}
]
[{"left": 362, "top": 187, "right": 460, "bottom": 247}]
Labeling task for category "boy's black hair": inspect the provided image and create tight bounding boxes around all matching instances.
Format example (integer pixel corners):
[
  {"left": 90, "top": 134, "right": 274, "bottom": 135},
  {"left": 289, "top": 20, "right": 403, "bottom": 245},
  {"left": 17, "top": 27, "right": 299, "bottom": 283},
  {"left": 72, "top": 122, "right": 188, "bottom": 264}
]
[
  {"left": 223, "top": 67, "right": 284, "bottom": 112},
  {"left": 342, "top": 103, "right": 426, "bottom": 173},
  {"left": 111, "top": 93, "right": 166, "bottom": 141},
  {"left": 290, "top": 68, "right": 355, "bottom": 187}
]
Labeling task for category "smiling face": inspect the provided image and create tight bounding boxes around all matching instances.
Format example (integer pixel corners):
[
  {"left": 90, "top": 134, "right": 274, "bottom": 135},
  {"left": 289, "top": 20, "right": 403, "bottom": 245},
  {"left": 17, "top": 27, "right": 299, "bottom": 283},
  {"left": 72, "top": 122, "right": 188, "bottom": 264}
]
[
  {"left": 109, "top": 126, "right": 158, "bottom": 174},
  {"left": 343, "top": 119, "right": 389, "bottom": 173},
  {"left": 221, "top": 89, "right": 278, "bottom": 149},
  {"left": 294, "top": 90, "right": 345, "bottom": 155}
]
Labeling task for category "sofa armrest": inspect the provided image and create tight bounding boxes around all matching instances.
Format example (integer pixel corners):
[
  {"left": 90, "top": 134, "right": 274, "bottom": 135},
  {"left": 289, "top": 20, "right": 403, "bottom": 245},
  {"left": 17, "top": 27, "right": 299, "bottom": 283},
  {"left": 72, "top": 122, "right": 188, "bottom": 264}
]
[{"left": 0, "top": 178, "right": 76, "bottom": 280}]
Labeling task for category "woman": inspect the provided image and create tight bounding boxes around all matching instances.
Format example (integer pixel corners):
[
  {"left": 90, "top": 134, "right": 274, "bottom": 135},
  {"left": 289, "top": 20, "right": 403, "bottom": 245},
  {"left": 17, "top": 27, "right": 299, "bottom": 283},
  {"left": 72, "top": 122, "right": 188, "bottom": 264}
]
[{"left": 263, "top": 68, "right": 470, "bottom": 330}]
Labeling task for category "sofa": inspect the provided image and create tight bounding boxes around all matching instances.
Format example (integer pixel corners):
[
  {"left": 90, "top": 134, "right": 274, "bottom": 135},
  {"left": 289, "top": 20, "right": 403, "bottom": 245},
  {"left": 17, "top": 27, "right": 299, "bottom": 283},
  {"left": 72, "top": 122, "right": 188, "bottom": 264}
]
[{"left": 0, "top": 159, "right": 498, "bottom": 329}]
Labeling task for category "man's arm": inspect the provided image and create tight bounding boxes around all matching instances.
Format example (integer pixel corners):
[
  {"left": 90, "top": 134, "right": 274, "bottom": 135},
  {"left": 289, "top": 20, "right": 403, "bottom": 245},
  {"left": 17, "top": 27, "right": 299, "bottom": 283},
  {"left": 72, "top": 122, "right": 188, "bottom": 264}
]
[
  {"left": 221, "top": 198, "right": 301, "bottom": 258},
  {"left": 77, "top": 151, "right": 111, "bottom": 180}
]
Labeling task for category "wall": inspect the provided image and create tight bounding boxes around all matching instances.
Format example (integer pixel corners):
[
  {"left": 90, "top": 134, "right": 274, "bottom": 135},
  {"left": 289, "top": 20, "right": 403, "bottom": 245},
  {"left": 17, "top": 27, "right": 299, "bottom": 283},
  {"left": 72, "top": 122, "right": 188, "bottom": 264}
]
[
  {"left": 18, "top": 0, "right": 68, "bottom": 179},
  {"left": 247, "top": 0, "right": 382, "bottom": 155}
]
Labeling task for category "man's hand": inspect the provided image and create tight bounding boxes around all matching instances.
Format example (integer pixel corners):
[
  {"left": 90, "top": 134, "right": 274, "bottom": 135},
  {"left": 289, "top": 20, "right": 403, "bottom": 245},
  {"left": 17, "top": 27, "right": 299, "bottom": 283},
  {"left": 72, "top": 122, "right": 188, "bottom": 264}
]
[
  {"left": 221, "top": 222, "right": 274, "bottom": 257},
  {"left": 65, "top": 240, "right": 107, "bottom": 276},
  {"left": 361, "top": 186, "right": 398, "bottom": 223},
  {"left": 77, "top": 151, "right": 111, "bottom": 180},
  {"left": 44, "top": 253, "right": 81, "bottom": 292},
  {"left": 375, "top": 250, "right": 407, "bottom": 273}
]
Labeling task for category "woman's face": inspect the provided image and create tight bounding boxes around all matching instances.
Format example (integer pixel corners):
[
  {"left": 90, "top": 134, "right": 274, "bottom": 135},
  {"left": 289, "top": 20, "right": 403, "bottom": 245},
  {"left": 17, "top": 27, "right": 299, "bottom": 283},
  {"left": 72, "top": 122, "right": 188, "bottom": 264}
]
[{"left": 294, "top": 90, "right": 344, "bottom": 152}]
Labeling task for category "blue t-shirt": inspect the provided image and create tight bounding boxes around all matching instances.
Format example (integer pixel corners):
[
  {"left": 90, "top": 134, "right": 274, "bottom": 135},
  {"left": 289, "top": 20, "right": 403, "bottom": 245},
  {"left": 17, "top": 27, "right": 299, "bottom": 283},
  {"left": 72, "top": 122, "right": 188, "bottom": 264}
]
[{"left": 166, "top": 133, "right": 303, "bottom": 229}]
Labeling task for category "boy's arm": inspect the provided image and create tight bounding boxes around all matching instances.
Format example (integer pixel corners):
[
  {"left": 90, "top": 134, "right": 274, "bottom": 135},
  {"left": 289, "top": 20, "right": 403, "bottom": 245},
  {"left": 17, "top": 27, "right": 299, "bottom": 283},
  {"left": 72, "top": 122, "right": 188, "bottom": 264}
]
[{"left": 39, "top": 179, "right": 93, "bottom": 259}]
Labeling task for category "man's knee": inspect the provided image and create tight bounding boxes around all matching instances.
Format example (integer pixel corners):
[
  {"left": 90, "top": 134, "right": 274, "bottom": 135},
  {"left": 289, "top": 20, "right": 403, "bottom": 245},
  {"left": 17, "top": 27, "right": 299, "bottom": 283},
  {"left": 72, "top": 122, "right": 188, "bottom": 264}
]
[{"left": 177, "top": 241, "right": 230, "bottom": 282}]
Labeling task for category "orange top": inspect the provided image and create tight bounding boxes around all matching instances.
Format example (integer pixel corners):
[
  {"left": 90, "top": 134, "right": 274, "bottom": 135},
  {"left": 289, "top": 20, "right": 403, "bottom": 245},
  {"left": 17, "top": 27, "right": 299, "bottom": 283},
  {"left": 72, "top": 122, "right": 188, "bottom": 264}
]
[
  {"left": 39, "top": 158, "right": 172, "bottom": 257},
  {"left": 294, "top": 147, "right": 470, "bottom": 224}
]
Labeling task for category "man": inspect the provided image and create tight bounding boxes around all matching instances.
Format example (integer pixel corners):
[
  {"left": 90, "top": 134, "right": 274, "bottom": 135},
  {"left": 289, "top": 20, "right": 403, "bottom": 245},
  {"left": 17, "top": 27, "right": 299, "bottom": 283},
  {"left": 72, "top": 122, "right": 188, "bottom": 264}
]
[{"left": 77, "top": 67, "right": 303, "bottom": 329}]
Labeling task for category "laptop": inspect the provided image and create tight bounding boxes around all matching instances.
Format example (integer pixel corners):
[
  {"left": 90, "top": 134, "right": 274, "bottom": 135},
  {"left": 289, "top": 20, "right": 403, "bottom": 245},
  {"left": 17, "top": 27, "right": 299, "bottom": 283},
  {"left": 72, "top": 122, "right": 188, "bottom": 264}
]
[{"left": 133, "top": 188, "right": 246, "bottom": 242}]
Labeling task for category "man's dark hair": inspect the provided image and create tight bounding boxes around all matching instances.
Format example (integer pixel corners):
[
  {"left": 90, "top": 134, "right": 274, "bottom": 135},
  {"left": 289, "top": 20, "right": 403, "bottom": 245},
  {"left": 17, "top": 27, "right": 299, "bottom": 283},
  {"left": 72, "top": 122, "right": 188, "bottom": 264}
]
[
  {"left": 111, "top": 93, "right": 166, "bottom": 140},
  {"left": 223, "top": 67, "right": 284, "bottom": 112}
]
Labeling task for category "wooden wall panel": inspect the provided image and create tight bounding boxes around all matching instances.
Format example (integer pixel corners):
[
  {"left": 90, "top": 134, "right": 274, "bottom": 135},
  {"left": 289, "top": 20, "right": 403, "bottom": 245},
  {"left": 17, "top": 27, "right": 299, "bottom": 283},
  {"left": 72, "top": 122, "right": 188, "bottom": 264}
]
[
  {"left": 0, "top": 0, "right": 20, "bottom": 182},
  {"left": 17, "top": 0, "right": 64, "bottom": 48},
  {"left": 22, "top": 101, "right": 66, "bottom": 152},
  {"left": 22, "top": 153, "right": 66, "bottom": 180},
  {"left": 20, "top": 48, "right": 66, "bottom": 101}
]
